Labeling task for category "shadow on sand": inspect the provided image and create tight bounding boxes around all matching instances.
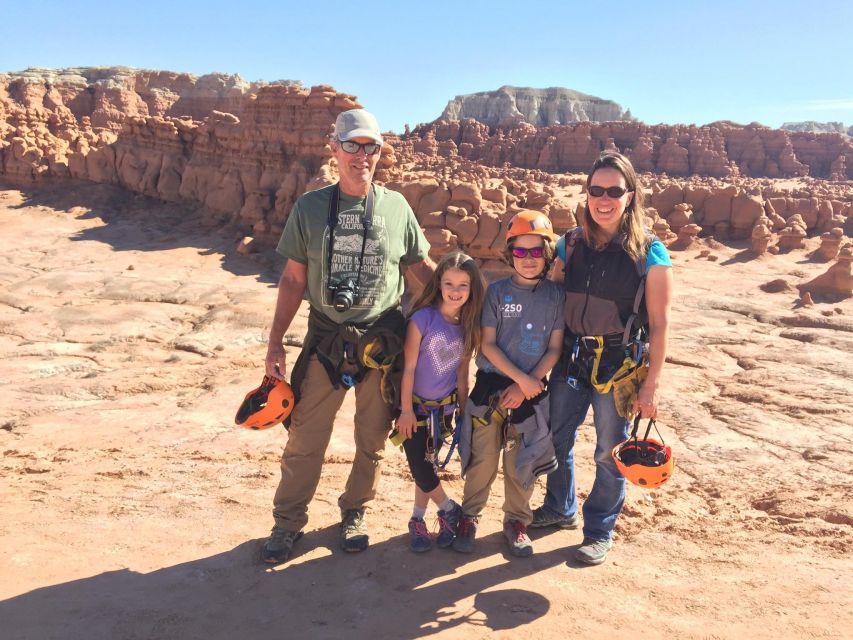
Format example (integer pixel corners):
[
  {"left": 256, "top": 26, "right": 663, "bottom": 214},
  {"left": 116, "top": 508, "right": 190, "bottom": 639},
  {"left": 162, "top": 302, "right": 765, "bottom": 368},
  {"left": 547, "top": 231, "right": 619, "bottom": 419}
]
[
  {"left": 1, "top": 523, "right": 592, "bottom": 640},
  {"left": 2, "top": 179, "right": 281, "bottom": 286}
]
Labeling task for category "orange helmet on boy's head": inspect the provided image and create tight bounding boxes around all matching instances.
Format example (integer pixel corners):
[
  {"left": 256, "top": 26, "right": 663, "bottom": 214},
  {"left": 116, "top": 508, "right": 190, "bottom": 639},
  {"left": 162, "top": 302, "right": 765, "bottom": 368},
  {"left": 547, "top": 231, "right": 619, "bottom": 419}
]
[
  {"left": 235, "top": 375, "right": 294, "bottom": 430},
  {"left": 505, "top": 209, "right": 557, "bottom": 242},
  {"left": 612, "top": 417, "right": 674, "bottom": 488}
]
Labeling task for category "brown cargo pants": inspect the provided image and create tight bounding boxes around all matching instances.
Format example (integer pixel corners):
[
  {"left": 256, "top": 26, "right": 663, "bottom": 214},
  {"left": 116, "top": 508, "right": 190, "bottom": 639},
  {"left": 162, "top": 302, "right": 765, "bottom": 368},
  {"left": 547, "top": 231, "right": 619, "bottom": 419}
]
[
  {"left": 272, "top": 354, "right": 392, "bottom": 531},
  {"left": 460, "top": 411, "right": 534, "bottom": 526}
]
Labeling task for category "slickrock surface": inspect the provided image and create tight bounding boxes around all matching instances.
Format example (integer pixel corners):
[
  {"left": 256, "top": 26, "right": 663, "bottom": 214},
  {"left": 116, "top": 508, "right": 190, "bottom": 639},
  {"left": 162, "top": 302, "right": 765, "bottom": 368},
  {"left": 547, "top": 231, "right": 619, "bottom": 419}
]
[
  {"left": 439, "top": 85, "right": 631, "bottom": 128},
  {"left": 0, "top": 183, "right": 851, "bottom": 639}
]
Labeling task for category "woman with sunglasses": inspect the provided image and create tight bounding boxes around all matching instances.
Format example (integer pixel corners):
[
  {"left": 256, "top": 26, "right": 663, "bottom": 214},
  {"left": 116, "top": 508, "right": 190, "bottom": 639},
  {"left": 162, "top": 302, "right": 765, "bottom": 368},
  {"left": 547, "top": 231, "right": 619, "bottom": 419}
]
[{"left": 530, "top": 152, "right": 673, "bottom": 566}]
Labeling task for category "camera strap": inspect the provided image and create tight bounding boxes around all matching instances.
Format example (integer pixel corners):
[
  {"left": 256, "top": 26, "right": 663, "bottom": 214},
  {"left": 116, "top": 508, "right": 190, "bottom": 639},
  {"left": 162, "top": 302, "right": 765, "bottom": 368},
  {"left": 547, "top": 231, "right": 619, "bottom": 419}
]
[{"left": 327, "top": 183, "right": 375, "bottom": 304}]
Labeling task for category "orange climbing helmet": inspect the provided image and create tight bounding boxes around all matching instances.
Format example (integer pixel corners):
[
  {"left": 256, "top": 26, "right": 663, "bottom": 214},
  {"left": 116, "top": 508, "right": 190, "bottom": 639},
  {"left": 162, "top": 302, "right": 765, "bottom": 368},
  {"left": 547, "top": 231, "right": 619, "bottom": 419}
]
[
  {"left": 505, "top": 209, "right": 556, "bottom": 242},
  {"left": 235, "top": 375, "right": 295, "bottom": 430},
  {"left": 612, "top": 417, "right": 674, "bottom": 488}
]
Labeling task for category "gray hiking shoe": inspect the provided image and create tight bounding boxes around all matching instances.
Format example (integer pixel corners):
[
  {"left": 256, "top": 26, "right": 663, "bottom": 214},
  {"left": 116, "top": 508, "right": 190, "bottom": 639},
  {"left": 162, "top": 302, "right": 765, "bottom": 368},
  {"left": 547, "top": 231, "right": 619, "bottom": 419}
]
[
  {"left": 530, "top": 506, "right": 579, "bottom": 529},
  {"left": 408, "top": 517, "right": 432, "bottom": 553},
  {"left": 504, "top": 519, "right": 534, "bottom": 557},
  {"left": 261, "top": 526, "right": 303, "bottom": 564},
  {"left": 451, "top": 515, "right": 478, "bottom": 554},
  {"left": 436, "top": 502, "right": 463, "bottom": 548},
  {"left": 340, "top": 509, "right": 369, "bottom": 552},
  {"left": 575, "top": 537, "right": 613, "bottom": 565}
]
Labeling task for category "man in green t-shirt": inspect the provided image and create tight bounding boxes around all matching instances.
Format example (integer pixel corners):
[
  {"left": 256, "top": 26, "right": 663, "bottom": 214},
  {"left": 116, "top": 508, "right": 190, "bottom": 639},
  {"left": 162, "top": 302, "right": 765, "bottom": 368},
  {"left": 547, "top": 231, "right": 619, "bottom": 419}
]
[{"left": 261, "top": 109, "right": 435, "bottom": 564}]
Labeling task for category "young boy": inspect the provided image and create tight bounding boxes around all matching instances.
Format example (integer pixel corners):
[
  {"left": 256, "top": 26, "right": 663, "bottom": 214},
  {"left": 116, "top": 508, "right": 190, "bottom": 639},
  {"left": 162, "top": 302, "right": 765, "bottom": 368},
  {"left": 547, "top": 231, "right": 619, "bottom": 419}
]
[{"left": 453, "top": 210, "right": 565, "bottom": 557}]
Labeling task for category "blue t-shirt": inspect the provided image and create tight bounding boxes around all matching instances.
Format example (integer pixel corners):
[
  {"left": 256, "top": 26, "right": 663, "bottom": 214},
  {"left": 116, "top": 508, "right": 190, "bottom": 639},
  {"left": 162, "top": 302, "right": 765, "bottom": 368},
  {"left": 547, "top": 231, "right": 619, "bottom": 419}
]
[
  {"left": 476, "top": 277, "right": 565, "bottom": 375},
  {"left": 556, "top": 234, "right": 672, "bottom": 273}
]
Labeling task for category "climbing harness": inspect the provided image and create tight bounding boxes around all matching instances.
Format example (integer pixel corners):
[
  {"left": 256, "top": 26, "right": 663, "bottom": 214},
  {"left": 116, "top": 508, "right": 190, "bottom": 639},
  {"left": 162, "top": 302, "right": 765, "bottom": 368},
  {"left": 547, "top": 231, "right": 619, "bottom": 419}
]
[{"left": 390, "top": 391, "right": 459, "bottom": 471}]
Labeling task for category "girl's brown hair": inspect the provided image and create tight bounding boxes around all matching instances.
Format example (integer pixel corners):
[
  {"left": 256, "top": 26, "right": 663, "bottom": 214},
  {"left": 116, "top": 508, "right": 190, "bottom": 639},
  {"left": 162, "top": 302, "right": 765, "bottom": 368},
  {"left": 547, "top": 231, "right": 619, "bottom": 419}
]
[
  {"left": 409, "top": 251, "right": 486, "bottom": 358},
  {"left": 581, "top": 151, "right": 650, "bottom": 262}
]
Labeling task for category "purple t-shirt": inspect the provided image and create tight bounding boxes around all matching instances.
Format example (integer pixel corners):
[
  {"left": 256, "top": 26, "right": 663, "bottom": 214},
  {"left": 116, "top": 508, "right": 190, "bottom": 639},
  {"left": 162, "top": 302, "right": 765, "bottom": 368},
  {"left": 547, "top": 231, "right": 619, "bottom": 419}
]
[{"left": 410, "top": 306, "right": 464, "bottom": 404}]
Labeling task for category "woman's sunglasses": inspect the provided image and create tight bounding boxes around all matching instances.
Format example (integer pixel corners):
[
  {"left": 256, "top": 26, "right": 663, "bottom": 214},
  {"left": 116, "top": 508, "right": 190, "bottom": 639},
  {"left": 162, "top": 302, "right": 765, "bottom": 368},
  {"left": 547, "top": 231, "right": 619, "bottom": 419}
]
[
  {"left": 511, "top": 246, "right": 545, "bottom": 259},
  {"left": 588, "top": 185, "right": 631, "bottom": 198},
  {"left": 339, "top": 140, "right": 382, "bottom": 155}
]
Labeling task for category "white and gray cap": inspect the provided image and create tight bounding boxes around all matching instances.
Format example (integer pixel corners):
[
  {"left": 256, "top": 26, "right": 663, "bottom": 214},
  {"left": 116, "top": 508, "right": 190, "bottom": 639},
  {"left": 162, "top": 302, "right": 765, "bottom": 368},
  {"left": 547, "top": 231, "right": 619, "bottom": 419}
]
[{"left": 334, "top": 109, "right": 383, "bottom": 144}]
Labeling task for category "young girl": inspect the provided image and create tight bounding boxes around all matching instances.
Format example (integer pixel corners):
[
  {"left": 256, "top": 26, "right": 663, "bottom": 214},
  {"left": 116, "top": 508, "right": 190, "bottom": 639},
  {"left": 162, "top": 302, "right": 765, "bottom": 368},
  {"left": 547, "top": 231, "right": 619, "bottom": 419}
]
[{"left": 395, "top": 251, "right": 486, "bottom": 552}]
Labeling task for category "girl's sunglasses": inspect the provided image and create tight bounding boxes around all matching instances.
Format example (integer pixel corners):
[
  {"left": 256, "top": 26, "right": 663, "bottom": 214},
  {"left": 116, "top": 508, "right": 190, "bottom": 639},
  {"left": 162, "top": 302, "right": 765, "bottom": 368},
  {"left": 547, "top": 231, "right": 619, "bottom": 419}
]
[
  {"left": 511, "top": 246, "right": 545, "bottom": 259},
  {"left": 588, "top": 185, "right": 631, "bottom": 198},
  {"left": 339, "top": 140, "right": 382, "bottom": 155}
]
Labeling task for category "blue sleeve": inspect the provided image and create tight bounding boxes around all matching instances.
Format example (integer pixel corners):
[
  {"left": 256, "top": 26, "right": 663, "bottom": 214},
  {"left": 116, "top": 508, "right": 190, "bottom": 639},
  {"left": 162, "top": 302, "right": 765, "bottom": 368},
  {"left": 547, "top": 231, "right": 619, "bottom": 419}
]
[
  {"left": 556, "top": 234, "right": 566, "bottom": 262},
  {"left": 645, "top": 238, "right": 672, "bottom": 274}
]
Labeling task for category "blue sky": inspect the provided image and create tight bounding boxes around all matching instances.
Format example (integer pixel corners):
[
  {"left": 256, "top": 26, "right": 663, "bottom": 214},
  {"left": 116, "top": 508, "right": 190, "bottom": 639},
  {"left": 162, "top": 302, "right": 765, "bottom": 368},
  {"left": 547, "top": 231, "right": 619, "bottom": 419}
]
[{"left": 2, "top": 0, "right": 851, "bottom": 133}]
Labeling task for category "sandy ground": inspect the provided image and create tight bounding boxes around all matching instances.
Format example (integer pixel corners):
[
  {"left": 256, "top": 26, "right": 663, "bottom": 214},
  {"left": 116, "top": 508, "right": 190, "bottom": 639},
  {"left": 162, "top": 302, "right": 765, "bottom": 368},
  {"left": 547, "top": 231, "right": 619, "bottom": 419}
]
[{"left": 0, "top": 181, "right": 851, "bottom": 640}]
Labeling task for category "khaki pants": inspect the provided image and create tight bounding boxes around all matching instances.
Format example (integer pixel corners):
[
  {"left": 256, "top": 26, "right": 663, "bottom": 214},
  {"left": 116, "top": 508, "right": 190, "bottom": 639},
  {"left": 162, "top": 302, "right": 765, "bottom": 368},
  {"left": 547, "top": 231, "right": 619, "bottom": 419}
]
[
  {"left": 460, "top": 412, "right": 534, "bottom": 525},
  {"left": 272, "top": 355, "right": 392, "bottom": 531}
]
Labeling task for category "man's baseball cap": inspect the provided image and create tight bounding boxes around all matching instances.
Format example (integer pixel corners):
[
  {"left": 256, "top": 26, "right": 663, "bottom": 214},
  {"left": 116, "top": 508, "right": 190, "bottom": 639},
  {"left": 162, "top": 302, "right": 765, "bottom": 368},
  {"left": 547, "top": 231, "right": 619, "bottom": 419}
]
[{"left": 334, "top": 109, "right": 383, "bottom": 144}]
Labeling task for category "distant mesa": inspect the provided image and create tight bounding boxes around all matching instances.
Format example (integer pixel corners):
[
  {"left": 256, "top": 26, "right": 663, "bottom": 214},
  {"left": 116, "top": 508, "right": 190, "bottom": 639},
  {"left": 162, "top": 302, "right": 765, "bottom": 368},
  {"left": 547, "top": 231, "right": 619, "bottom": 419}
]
[
  {"left": 439, "top": 85, "right": 633, "bottom": 128},
  {"left": 781, "top": 121, "right": 851, "bottom": 136}
]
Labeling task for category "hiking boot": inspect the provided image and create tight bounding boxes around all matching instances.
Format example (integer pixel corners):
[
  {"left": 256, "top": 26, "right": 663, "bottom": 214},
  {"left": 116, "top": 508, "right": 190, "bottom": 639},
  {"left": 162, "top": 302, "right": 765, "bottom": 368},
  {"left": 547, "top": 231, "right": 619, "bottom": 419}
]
[
  {"left": 340, "top": 509, "right": 369, "bottom": 552},
  {"left": 504, "top": 520, "right": 534, "bottom": 558},
  {"left": 530, "top": 505, "right": 579, "bottom": 529},
  {"left": 451, "top": 515, "right": 478, "bottom": 554},
  {"left": 408, "top": 517, "right": 432, "bottom": 553},
  {"left": 575, "top": 537, "right": 613, "bottom": 565},
  {"left": 261, "top": 526, "right": 303, "bottom": 565},
  {"left": 436, "top": 502, "right": 463, "bottom": 548}
]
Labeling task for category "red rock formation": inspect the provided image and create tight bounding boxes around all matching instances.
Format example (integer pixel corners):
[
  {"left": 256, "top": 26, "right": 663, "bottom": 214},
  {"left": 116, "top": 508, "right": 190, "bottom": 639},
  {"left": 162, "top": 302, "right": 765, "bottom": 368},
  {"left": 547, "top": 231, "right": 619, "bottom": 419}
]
[{"left": 404, "top": 119, "right": 853, "bottom": 179}]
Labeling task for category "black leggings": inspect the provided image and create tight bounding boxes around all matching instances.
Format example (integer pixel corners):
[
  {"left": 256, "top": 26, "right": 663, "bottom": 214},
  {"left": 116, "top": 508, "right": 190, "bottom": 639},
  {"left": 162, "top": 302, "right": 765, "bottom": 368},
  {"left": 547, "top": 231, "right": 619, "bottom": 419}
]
[{"left": 402, "top": 412, "right": 453, "bottom": 493}]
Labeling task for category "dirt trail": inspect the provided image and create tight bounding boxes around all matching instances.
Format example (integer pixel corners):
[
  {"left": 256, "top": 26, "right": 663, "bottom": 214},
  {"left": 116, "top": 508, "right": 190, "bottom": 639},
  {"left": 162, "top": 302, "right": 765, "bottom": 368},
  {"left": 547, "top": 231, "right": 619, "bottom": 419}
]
[{"left": 1, "top": 183, "right": 850, "bottom": 640}]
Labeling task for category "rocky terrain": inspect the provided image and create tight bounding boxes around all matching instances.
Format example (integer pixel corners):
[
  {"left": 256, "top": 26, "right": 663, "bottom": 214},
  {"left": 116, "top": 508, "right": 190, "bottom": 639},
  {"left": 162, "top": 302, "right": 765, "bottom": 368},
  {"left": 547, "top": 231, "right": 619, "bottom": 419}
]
[
  {"left": 439, "top": 85, "right": 631, "bottom": 128},
  {"left": 2, "top": 68, "right": 851, "bottom": 298}
]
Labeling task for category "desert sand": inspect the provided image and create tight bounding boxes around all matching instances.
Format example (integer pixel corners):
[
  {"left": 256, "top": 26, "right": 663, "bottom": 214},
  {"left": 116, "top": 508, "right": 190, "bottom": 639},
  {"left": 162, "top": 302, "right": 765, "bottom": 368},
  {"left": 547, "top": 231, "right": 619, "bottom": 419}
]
[{"left": 0, "top": 181, "right": 851, "bottom": 640}]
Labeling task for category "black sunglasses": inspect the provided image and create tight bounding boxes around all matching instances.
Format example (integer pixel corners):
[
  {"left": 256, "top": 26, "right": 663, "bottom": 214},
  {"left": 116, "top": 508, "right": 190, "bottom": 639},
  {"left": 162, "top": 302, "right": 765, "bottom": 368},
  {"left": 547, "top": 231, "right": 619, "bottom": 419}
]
[
  {"left": 339, "top": 140, "right": 382, "bottom": 155},
  {"left": 588, "top": 185, "right": 631, "bottom": 198},
  {"left": 511, "top": 246, "right": 545, "bottom": 259}
]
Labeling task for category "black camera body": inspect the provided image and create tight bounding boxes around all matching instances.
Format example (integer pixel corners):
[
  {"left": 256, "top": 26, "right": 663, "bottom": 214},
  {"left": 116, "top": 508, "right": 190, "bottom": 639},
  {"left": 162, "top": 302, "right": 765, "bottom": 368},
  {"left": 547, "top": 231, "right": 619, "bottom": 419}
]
[{"left": 328, "top": 277, "right": 358, "bottom": 312}]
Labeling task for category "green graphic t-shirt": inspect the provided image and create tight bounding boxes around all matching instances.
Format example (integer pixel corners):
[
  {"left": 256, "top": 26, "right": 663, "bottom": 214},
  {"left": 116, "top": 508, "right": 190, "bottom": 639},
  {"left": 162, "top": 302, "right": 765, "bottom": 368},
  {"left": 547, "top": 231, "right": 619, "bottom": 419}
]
[{"left": 276, "top": 184, "right": 430, "bottom": 324}]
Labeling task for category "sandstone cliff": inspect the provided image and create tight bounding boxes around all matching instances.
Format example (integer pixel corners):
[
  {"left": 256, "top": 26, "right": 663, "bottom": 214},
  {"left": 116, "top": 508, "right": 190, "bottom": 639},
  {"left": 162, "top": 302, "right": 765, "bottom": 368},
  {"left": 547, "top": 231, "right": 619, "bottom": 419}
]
[
  {"left": 404, "top": 119, "right": 853, "bottom": 180},
  {"left": 1, "top": 68, "right": 851, "bottom": 290},
  {"left": 0, "top": 67, "right": 359, "bottom": 242},
  {"left": 439, "top": 85, "right": 631, "bottom": 128}
]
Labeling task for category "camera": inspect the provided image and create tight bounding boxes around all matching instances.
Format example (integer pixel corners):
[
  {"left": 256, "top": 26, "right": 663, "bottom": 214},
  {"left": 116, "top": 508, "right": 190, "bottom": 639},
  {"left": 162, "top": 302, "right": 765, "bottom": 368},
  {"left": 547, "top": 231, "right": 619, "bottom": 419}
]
[{"left": 328, "top": 277, "right": 358, "bottom": 312}]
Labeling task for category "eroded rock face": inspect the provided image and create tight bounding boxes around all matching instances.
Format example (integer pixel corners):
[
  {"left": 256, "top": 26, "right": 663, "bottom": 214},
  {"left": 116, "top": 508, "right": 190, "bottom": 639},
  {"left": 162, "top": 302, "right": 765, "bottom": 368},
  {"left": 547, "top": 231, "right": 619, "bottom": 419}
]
[
  {"left": 2, "top": 68, "right": 852, "bottom": 264},
  {"left": 0, "top": 68, "right": 358, "bottom": 242},
  {"left": 440, "top": 85, "right": 632, "bottom": 128},
  {"left": 404, "top": 119, "right": 853, "bottom": 179}
]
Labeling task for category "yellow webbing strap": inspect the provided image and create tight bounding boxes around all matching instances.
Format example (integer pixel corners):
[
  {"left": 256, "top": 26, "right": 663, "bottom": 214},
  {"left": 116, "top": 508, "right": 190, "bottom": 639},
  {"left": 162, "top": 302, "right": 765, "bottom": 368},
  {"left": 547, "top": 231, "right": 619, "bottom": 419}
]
[
  {"left": 388, "top": 391, "right": 457, "bottom": 447},
  {"left": 361, "top": 338, "right": 397, "bottom": 404},
  {"left": 588, "top": 336, "right": 640, "bottom": 395}
]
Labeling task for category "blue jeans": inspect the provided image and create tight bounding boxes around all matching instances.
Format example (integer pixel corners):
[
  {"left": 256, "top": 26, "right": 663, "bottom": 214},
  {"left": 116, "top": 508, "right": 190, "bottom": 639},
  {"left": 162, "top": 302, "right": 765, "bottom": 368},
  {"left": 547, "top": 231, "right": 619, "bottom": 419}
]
[{"left": 543, "top": 374, "right": 630, "bottom": 541}]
